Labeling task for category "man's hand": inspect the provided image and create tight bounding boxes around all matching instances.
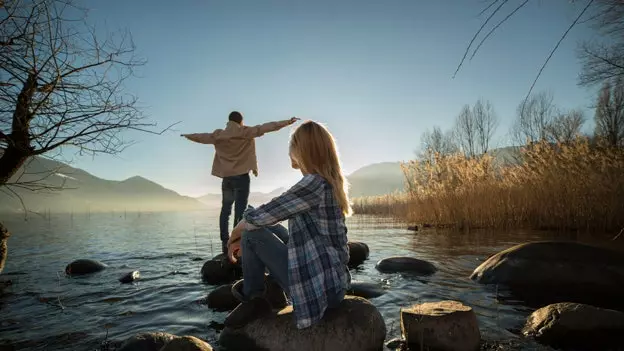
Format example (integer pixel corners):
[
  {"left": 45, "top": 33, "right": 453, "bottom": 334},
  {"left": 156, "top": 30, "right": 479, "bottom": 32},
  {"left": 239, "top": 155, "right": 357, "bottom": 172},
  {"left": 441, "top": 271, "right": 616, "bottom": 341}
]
[
  {"left": 252, "top": 169, "right": 258, "bottom": 177},
  {"left": 288, "top": 117, "right": 300, "bottom": 125}
]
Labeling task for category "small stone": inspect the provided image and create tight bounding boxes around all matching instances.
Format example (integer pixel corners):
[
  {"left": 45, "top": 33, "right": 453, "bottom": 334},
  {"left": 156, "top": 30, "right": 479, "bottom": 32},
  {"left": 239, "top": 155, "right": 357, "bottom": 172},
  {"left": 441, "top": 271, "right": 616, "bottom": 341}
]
[
  {"left": 160, "top": 336, "right": 213, "bottom": 351},
  {"left": 401, "top": 300, "right": 480, "bottom": 351},
  {"left": 385, "top": 337, "right": 404, "bottom": 349},
  {"left": 117, "top": 332, "right": 176, "bottom": 351},
  {"left": 119, "top": 270, "right": 140, "bottom": 283}
]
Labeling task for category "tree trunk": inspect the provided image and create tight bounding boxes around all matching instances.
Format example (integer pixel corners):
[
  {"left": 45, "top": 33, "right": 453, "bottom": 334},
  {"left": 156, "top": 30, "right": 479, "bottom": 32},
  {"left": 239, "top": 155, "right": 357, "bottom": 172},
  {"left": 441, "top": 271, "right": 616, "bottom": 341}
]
[
  {"left": 0, "top": 222, "right": 9, "bottom": 274},
  {"left": 0, "top": 72, "right": 37, "bottom": 275}
]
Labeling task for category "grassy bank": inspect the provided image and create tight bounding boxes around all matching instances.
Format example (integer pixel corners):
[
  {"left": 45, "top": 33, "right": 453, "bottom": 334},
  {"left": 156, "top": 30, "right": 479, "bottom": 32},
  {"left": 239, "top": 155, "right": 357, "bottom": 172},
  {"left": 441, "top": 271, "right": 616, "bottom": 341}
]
[{"left": 353, "top": 139, "right": 624, "bottom": 233}]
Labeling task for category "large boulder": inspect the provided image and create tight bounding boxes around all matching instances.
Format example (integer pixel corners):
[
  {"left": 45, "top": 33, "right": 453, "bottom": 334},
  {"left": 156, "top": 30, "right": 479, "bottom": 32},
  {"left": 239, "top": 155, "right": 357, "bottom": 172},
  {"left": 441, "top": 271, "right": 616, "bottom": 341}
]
[
  {"left": 375, "top": 256, "right": 437, "bottom": 275},
  {"left": 347, "top": 241, "right": 369, "bottom": 268},
  {"left": 219, "top": 295, "right": 386, "bottom": 351},
  {"left": 117, "top": 332, "right": 176, "bottom": 351},
  {"left": 200, "top": 254, "right": 242, "bottom": 285},
  {"left": 470, "top": 241, "right": 624, "bottom": 309},
  {"left": 522, "top": 302, "right": 624, "bottom": 350},
  {"left": 65, "top": 259, "right": 108, "bottom": 275},
  {"left": 160, "top": 336, "right": 213, "bottom": 351},
  {"left": 400, "top": 300, "right": 480, "bottom": 351}
]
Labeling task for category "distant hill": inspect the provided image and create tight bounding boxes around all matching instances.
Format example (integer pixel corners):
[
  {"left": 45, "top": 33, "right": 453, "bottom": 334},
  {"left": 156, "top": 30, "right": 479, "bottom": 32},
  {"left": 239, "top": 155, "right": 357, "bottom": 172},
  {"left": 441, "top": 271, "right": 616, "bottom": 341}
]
[
  {"left": 0, "top": 154, "right": 205, "bottom": 213},
  {"left": 345, "top": 146, "right": 522, "bottom": 198},
  {"left": 347, "top": 162, "right": 406, "bottom": 198}
]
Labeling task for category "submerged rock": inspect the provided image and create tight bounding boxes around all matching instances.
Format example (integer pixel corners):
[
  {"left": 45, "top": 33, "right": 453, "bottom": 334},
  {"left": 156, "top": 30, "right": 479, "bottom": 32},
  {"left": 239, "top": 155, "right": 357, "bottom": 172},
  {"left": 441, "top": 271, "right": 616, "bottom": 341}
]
[
  {"left": 200, "top": 254, "right": 242, "bottom": 285},
  {"left": 160, "top": 336, "right": 213, "bottom": 351},
  {"left": 117, "top": 331, "right": 176, "bottom": 351},
  {"left": 470, "top": 241, "right": 624, "bottom": 308},
  {"left": 522, "top": 302, "right": 624, "bottom": 350},
  {"left": 400, "top": 300, "right": 480, "bottom": 351},
  {"left": 65, "top": 259, "right": 107, "bottom": 275},
  {"left": 347, "top": 241, "right": 369, "bottom": 268},
  {"left": 119, "top": 270, "right": 140, "bottom": 283},
  {"left": 219, "top": 295, "right": 386, "bottom": 351},
  {"left": 347, "top": 281, "right": 386, "bottom": 299},
  {"left": 375, "top": 256, "right": 437, "bottom": 275}
]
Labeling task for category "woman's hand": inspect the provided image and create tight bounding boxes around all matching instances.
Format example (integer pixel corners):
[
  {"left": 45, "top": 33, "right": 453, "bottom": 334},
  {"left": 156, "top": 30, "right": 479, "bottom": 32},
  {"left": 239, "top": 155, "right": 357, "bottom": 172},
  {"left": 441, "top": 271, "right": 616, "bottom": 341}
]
[
  {"left": 228, "top": 240, "right": 241, "bottom": 263},
  {"left": 227, "top": 220, "right": 246, "bottom": 247}
]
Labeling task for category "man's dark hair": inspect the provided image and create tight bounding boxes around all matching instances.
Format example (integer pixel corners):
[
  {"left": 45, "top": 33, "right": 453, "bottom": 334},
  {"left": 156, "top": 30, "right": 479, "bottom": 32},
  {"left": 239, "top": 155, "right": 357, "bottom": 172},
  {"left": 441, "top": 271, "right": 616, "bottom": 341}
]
[{"left": 228, "top": 111, "right": 243, "bottom": 124}]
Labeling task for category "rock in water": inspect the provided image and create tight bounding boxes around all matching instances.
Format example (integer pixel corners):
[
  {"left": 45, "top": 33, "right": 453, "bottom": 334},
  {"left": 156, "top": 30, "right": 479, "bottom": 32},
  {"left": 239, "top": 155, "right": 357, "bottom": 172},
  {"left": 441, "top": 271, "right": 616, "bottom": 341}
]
[
  {"left": 522, "top": 302, "right": 624, "bottom": 350},
  {"left": 219, "top": 296, "right": 386, "bottom": 351},
  {"left": 347, "top": 281, "right": 386, "bottom": 299},
  {"left": 200, "top": 254, "right": 242, "bottom": 285},
  {"left": 470, "top": 241, "right": 624, "bottom": 308},
  {"left": 206, "top": 284, "right": 240, "bottom": 311},
  {"left": 375, "top": 256, "right": 437, "bottom": 275},
  {"left": 117, "top": 332, "right": 176, "bottom": 351},
  {"left": 119, "top": 270, "right": 140, "bottom": 283},
  {"left": 400, "top": 300, "right": 480, "bottom": 351},
  {"left": 347, "top": 241, "right": 369, "bottom": 268},
  {"left": 65, "top": 259, "right": 107, "bottom": 275},
  {"left": 160, "top": 336, "right": 213, "bottom": 351}
]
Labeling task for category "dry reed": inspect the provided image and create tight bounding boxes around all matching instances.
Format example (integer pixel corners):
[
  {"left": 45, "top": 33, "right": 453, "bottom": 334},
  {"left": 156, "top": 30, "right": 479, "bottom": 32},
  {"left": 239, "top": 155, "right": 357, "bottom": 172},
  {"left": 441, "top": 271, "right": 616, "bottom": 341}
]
[{"left": 353, "top": 138, "right": 624, "bottom": 233}]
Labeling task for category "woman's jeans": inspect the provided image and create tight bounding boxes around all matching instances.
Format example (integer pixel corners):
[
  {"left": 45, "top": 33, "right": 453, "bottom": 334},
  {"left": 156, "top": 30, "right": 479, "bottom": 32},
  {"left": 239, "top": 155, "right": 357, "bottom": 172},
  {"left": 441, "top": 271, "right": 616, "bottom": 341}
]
[{"left": 240, "top": 223, "right": 345, "bottom": 308}]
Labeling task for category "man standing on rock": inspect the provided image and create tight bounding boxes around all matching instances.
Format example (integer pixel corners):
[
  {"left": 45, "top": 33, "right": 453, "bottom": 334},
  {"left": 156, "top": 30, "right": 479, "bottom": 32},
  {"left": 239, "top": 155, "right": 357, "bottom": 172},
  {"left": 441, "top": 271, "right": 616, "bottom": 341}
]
[{"left": 182, "top": 111, "right": 299, "bottom": 254}]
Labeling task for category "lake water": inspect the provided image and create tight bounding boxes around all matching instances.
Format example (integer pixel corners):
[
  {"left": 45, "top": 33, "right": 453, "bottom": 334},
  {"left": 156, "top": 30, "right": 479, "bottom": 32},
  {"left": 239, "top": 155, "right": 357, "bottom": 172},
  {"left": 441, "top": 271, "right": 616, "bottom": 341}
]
[{"left": 1, "top": 211, "right": 622, "bottom": 350}]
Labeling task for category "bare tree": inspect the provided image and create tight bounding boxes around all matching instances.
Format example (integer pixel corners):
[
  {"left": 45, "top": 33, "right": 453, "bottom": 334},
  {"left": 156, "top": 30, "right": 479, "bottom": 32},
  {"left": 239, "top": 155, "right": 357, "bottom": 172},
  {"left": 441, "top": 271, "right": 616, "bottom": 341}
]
[
  {"left": 545, "top": 108, "right": 586, "bottom": 144},
  {"left": 578, "top": 0, "right": 624, "bottom": 86},
  {"left": 473, "top": 98, "right": 499, "bottom": 154},
  {"left": 512, "top": 91, "right": 556, "bottom": 145},
  {"left": 418, "top": 126, "right": 458, "bottom": 163},
  {"left": 455, "top": 104, "right": 477, "bottom": 158},
  {"left": 454, "top": 99, "right": 499, "bottom": 158},
  {"left": 0, "top": 0, "right": 174, "bottom": 273},
  {"left": 594, "top": 77, "right": 624, "bottom": 147}
]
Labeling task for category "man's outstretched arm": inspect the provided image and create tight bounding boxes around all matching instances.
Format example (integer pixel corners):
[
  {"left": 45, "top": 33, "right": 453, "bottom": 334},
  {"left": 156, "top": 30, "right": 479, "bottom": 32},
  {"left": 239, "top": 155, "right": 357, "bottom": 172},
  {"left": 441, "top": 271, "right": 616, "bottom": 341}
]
[
  {"left": 181, "top": 132, "right": 216, "bottom": 144},
  {"left": 241, "top": 117, "right": 300, "bottom": 139}
]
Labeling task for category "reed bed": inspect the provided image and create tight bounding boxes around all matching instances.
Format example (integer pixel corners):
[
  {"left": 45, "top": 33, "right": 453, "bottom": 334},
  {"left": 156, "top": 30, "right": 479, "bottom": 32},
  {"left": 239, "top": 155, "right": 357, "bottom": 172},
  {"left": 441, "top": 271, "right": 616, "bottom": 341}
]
[{"left": 353, "top": 138, "right": 624, "bottom": 233}]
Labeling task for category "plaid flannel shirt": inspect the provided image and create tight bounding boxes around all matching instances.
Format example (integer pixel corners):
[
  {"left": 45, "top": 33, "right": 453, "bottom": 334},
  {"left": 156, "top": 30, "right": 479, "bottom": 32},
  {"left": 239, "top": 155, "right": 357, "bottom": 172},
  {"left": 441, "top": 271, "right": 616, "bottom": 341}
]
[{"left": 242, "top": 173, "right": 351, "bottom": 329}]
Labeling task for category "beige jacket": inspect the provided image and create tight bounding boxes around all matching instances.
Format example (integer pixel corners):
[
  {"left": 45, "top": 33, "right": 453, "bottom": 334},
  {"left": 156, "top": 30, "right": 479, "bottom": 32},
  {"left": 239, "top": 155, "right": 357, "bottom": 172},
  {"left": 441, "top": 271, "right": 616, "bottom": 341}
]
[{"left": 185, "top": 119, "right": 292, "bottom": 178}]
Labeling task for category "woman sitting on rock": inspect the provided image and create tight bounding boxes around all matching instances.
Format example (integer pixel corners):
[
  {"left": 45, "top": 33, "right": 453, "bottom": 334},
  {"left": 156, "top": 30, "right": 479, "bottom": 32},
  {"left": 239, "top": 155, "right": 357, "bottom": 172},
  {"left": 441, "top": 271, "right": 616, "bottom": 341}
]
[{"left": 224, "top": 120, "right": 352, "bottom": 329}]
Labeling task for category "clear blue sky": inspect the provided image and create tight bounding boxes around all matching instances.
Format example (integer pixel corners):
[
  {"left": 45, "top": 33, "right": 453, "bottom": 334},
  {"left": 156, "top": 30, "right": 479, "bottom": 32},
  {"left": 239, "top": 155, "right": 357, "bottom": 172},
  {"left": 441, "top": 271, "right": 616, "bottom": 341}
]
[{"left": 66, "top": 0, "right": 600, "bottom": 196}]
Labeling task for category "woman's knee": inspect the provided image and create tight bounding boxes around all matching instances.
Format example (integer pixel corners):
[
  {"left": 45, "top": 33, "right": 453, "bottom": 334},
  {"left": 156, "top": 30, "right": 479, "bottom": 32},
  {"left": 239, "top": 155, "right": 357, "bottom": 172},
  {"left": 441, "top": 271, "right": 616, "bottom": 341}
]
[{"left": 241, "top": 228, "right": 272, "bottom": 247}]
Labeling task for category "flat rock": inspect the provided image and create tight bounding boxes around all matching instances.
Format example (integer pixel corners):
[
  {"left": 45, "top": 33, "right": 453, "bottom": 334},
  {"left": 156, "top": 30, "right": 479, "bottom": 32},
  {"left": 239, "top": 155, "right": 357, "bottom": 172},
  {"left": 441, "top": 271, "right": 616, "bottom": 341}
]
[
  {"left": 65, "top": 259, "right": 108, "bottom": 275},
  {"left": 160, "top": 336, "right": 213, "bottom": 351},
  {"left": 347, "top": 241, "right": 369, "bottom": 268},
  {"left": 522, "top": 302, "right": 624, "bottom": 350},
  {"left": 118, "top": 332, "right": 176, "bottom": 351},
  {"left": 219, "top": 295, "right": 386, "bottom": 351},
  {"left": 401, "top": 300, "right": 480, "bottom": 351},
  {"left": 376, "top": 256, "right": 437, "bottom": 275},
  {"left": 470, "top": 241, "right": 624, "bottom": 308}
]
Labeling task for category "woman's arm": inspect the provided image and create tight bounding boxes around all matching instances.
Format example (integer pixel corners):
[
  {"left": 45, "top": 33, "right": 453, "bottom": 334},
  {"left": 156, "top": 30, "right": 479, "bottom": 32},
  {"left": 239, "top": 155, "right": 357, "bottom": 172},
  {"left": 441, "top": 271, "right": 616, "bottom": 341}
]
[{"left": 243, "top": 174, "right": 324, "bottom": 227}]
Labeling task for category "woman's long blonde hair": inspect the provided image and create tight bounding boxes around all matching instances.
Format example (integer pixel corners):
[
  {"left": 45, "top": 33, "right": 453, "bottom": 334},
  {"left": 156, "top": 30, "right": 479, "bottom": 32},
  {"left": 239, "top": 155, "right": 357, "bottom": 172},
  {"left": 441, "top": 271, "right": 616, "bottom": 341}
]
[{"left": 289, "top": 120, "right": 352, "bottom": 217}]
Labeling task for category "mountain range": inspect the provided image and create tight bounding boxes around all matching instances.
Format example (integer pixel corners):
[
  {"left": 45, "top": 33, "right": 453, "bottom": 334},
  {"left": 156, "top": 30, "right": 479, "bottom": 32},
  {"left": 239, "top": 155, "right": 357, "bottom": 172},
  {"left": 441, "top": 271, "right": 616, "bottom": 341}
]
[{"left": 0, "top": 146, "right": 521, "bottom": 213}]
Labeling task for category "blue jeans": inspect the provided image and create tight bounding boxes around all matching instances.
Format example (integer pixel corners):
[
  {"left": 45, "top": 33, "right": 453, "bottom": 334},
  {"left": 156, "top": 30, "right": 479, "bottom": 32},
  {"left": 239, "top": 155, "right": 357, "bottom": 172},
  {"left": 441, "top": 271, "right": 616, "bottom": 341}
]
[
  {"left": 240, "top": 225, "right": 345, "bottom": 308},
  {"left": 219, "top": 173, "right": 250, "bottom": 252}
]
